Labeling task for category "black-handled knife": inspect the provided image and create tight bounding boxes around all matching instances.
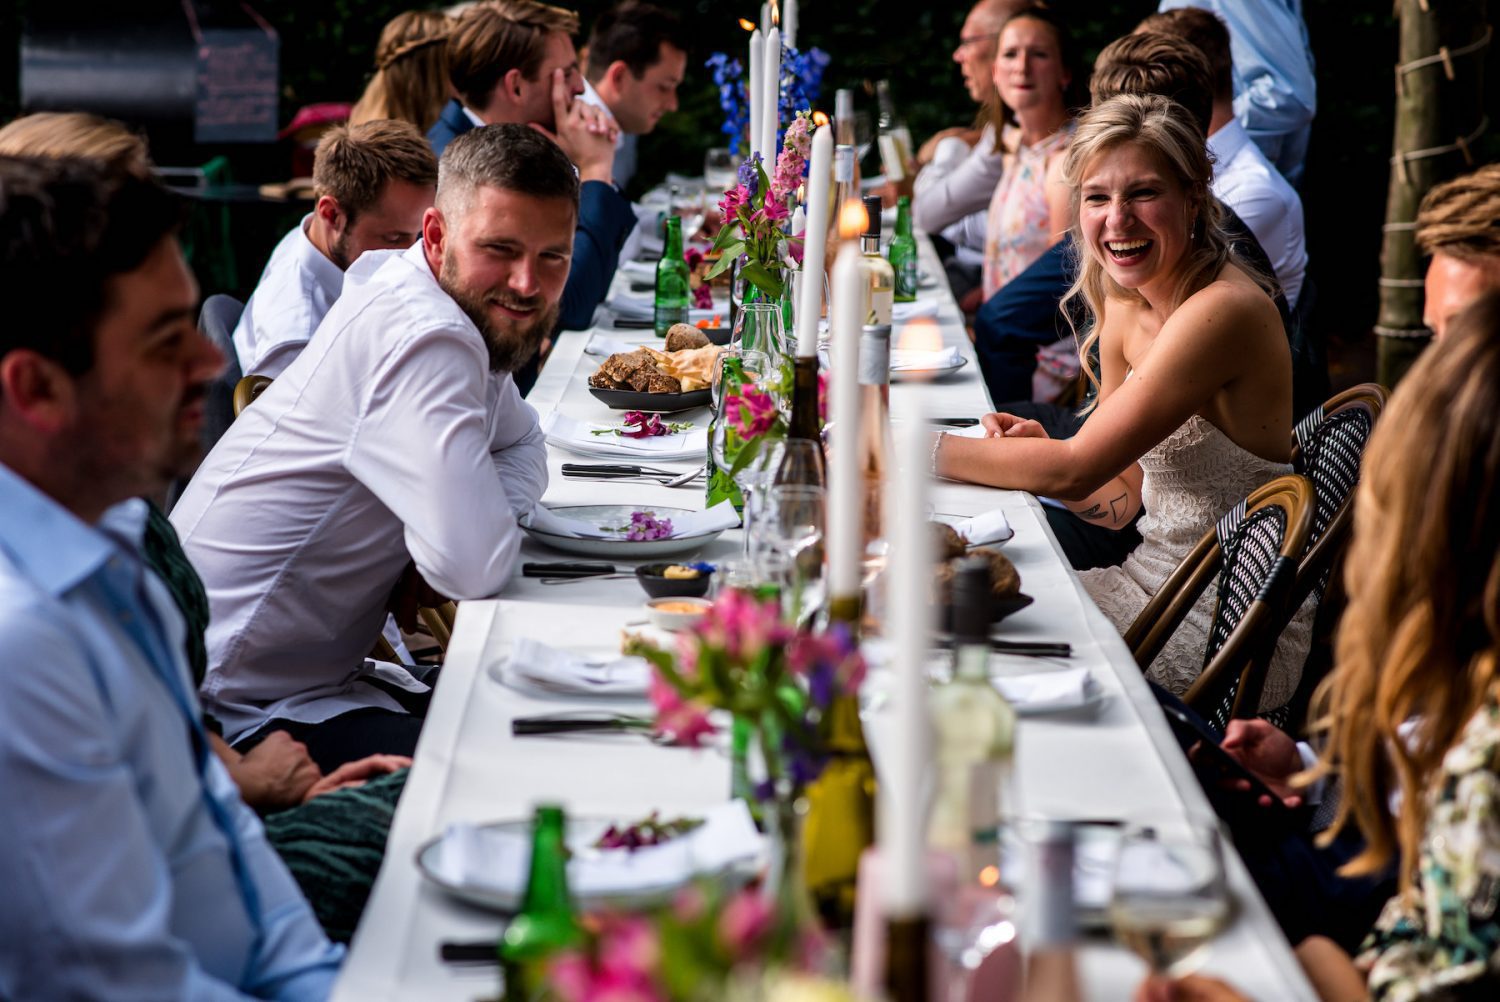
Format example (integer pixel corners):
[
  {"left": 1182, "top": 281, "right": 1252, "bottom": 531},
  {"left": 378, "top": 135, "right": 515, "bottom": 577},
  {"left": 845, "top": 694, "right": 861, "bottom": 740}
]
[
  {"left": 521, "top": 561, "right": 616, "bottom": 579},
  {"left": 440, "top": 940, "right": 499, "bottom": 964},
  {"left": 930, "top": 417, "right": 981, "bottom": 427},
  {"left": 512, "top": 715, "right": 652, "bottom": 736}
]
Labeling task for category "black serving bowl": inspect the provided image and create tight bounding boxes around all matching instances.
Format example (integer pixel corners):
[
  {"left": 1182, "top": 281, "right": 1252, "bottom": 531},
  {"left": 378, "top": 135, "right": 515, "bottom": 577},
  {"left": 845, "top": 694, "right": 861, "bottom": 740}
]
[
  {"left": 635, "top": 562, "right": 715, "bottom": 599},
  {"left": 939, "top": 592, "right": 1035, "bottom": 633}
]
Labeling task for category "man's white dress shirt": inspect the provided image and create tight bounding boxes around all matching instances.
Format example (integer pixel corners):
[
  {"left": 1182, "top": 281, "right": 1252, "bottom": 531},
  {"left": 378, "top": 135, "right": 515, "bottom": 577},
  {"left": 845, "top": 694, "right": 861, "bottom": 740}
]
[
  {"left": 912, "top": 123, "right": 1007, "bottom": 248},
  {"left": 578, "top": 77, "right": 638, "bottom": 190},
  {"left": 1209, "top": 119, "right": 1308, "bottom": 309},
  {"left": 173, "top": 242, "right": 548, "bottom": 742},
  {"left": 232, "top": 214, "right": 344, "bottom": 379}
]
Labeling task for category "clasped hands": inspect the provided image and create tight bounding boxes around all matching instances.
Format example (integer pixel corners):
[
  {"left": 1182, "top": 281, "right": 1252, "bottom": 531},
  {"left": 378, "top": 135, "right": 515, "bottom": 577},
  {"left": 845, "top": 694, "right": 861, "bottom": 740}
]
[{"left": 529, "top": 68, "right": 618, "bottom": 185}]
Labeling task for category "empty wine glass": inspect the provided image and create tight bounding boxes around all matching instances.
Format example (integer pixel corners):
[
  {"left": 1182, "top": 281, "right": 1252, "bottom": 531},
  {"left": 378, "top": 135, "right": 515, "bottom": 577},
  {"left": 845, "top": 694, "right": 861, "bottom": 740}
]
[
  {"left": 1109, "top": 817, "right": 1231, "bottom": 978},
  {"left": 670, "top": 183, "right": 706, "bottom": 241},
  {"left": 704, "top": 146, "right": 738, "bottom": 194}
]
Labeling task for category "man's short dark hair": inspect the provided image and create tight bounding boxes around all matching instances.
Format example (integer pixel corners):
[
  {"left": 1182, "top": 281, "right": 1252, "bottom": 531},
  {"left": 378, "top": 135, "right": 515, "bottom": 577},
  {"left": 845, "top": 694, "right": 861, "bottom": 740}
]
[
  {"left": 584, "top": 2, "right": 687, "bottom": 83},
  {"left": 0, "top": 156, "right": 184, "bottom": 378},
  {"left": 1137, "top": 8, "right": 1234, "bottom": 104},
  {"left": 448, "top": 0, "right": 581, "bottom": 112},
  {"left": 436, "top": 124, "right": 581, "bottom": 214},
  {"left": 313, "top": 120, "right": 438, "bottom": 222},
  {"left": 1090, "top": 31, "right": 1215, "bottom": 138}
]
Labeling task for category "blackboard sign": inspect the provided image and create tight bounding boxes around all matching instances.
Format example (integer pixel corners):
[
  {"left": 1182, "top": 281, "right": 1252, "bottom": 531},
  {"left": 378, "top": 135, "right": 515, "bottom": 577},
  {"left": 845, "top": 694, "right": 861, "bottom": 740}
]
[{"left": 195, "top": 27, "right": 279, "bottom": 143}]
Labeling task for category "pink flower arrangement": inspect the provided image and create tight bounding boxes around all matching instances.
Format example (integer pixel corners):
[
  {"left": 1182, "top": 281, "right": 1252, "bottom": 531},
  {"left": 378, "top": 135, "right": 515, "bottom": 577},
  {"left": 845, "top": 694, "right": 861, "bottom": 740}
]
[
  {"left": 769, "top": 113, "right": 812, "bottom": 207},
  {"left": 726, "top": 384, "right": 780, "bottom": 441}
]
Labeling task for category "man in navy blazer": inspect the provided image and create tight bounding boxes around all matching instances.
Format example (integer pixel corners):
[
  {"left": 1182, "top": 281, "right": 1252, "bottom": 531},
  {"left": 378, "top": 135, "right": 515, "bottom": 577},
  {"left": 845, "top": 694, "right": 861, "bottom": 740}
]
[{"left": 430, "top": 0, "right": 635, "bottom": 346}]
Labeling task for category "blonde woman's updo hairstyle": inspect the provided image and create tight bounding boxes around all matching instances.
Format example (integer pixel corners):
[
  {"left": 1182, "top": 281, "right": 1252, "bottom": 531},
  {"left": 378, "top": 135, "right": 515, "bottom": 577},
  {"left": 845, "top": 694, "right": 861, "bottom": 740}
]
[
  {"left": 1060, "top": 93, "right": 1258, "bottom": 402},
  {"left": 350, "top": 10, "right": 454, "bottom": 134}
]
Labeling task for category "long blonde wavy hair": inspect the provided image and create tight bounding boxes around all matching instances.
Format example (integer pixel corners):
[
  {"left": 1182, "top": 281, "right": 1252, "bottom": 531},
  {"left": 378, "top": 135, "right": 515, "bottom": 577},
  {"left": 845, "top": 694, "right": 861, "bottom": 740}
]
[
  {"left": 350, "top": 10, "right": 454, "bottom": 134},
  {"left": 1307, "top": 291, "right": 1500, "bottom": 893},
  {"left": 1058, "top": 93, "right": 1270, "bottom": 406}
]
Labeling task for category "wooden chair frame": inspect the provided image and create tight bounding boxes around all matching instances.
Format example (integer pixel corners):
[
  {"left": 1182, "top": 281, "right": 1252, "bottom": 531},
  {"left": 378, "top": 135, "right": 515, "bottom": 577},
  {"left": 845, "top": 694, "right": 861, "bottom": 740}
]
[
  {"left": 1123, "top": 474, "right": 1317, "bottom": 723},
  {"left": 232, "top": 374, "right": 273, "bottom": 417}
]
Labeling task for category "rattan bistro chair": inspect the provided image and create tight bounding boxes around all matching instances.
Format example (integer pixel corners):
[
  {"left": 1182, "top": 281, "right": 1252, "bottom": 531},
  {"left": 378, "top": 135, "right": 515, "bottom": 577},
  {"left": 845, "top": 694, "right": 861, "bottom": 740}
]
[
  {"left": 1262, "top": 383, "right": 1389, "bottom": 732},
  {"left": 232, "top": 374, "right": 274, "bottom": 417},
  {"left": 1123, "top": 474, "right": 1317, "bottom": 730}
]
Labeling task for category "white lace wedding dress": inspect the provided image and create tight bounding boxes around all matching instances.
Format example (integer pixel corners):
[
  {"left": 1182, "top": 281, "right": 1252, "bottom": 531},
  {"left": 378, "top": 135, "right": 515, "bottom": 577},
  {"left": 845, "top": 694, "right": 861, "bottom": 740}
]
[{"left": 1079, "top": 415, "right": 1313, "bottom": 711}]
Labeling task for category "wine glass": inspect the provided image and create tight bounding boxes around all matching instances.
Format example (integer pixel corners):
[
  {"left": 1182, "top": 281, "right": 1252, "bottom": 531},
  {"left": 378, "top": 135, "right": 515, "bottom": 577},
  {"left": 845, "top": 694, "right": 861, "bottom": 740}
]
[
  {"left": 1109, "top": 817, "right": 1231, "bottom": 978},
  {"left": 704, "top": 146, "right": 738, "bottom": 194},
  {"left": 670, "top": 183, "right": 707, "bottom": 242}
]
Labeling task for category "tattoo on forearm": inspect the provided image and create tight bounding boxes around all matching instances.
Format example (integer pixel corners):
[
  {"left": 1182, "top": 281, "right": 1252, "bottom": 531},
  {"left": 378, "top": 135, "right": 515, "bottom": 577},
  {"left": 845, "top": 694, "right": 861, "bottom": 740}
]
[{"left": 1079, "top": 492, "right": 1130, "bottom": 524}]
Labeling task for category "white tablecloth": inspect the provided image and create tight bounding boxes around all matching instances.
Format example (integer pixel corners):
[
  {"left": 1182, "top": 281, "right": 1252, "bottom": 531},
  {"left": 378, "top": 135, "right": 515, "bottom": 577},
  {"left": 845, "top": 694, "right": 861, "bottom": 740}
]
[{"left": 332, "top": 236, "right": 1314, "bottom": 1001}]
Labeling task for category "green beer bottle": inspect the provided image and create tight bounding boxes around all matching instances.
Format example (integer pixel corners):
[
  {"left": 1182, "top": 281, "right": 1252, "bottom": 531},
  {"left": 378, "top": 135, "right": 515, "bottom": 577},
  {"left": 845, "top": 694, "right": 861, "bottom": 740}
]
[
  {"left": 654, "top": 215, "right": 691, "bottom": 337},
  {"left": 500, "top": 805, "right": 582, "bottom": 1001},
  {"left": 888, "top": 196, "right": 918, "bottom": 303}
]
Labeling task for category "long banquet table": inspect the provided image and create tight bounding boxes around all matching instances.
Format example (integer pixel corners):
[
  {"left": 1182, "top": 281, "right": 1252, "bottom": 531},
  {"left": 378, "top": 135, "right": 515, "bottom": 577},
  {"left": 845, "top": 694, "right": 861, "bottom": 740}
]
[{"left": 332, "top": 237, "right": 1316, "bottom": 1001}]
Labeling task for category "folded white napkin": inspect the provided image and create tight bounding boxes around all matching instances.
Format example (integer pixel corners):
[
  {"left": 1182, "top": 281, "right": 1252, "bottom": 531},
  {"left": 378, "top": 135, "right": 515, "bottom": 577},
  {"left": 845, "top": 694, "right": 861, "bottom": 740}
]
[
  {"left": 524, "top": 501, "right": 738, "bottom": 541},
  {"left": 893, "top": 299, "right": 940, "bottom": 323},
  {"left": 586, "top": 334, "right": 649, "bottom": 357},
  {"left": 507, "top": 637, "right": 651, "bottom": 696},
  {"left": 431, "top": 800, "right": 764, "bottom": 899},
  {"left": 951, "top": 508, "right": 1013, "bottom": 545},
  {"left": 541, "top": 412, "right": 708, "bottom": 461},
  {"left": 889, "top": 346, "right": 963, "bottom": 372},
  {"left": 993, "top": 668, "right": 1097, "bottom": 714}
]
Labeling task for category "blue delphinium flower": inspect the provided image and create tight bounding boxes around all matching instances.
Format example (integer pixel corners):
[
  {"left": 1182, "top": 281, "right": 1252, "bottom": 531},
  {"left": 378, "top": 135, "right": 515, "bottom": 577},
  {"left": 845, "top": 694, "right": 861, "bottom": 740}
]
[
  {"left": 706, "top": 52, "right": 749, "bottom": 156},
  {"left": 737, "top": 153, "right": 762, "bottom": 200}
]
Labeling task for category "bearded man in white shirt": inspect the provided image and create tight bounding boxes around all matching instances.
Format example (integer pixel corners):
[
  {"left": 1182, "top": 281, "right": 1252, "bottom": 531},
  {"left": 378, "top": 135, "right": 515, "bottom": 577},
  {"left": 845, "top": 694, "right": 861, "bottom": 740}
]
[
  {"left": 233, "top": 119, "right": 437, "bottom": 378},
  {"left": 174, "top": 125, "right": 568, "bottom": 770}
]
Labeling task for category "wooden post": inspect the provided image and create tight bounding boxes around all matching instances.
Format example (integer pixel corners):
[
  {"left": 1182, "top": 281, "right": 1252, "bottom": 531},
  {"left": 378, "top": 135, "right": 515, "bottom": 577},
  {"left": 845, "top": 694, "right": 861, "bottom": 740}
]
[{"left": 1377, "top": 0, "right": 1489, "bottom": 386}]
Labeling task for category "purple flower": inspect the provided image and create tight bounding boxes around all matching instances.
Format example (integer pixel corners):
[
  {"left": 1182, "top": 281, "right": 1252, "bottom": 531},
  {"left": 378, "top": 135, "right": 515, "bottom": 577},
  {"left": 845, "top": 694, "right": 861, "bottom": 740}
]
[
  {"left": 626, "top": 511, "right": 674, "bottom": 541},
  {"left": 737, "top": 155, "right": 762, "bottom": 201}
]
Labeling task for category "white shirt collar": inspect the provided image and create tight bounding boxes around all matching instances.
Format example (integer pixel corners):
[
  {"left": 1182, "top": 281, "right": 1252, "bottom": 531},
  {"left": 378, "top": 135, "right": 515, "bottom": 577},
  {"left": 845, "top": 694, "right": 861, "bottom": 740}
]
[
  {"left": 295, "top": 213, "right": 345, "bottom": 293},
  {"left": 1207, "top": 119, "right": 1252, "bottom": 166},
  {"left": 461, "top": 105, "right": 487, "bottom": 130}
]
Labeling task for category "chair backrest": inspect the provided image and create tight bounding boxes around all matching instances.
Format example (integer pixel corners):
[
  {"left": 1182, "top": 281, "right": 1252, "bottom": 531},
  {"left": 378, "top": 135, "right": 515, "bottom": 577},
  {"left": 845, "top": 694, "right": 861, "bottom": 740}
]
[
  {"left": 1123, "top": 474, "right": 1318, "bottom": 729},
  {"left": 232, "top": 374, "right": 273, "bottom": 417},
  {"left": 1288, "top": 383, "right": 1388, "bottom": 604},
  {"left": 1264, "top": 382, "right": 1389, "bottom": 734},
  {"left": 198, "top": 294, "right": 244, "bottom": 450}
]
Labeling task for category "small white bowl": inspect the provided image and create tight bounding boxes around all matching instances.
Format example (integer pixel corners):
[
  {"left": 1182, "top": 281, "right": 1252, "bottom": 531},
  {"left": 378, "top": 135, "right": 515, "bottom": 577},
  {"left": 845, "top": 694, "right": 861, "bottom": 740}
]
[{"left": 645, "top": 596, "right": 713, "bottom": 632}]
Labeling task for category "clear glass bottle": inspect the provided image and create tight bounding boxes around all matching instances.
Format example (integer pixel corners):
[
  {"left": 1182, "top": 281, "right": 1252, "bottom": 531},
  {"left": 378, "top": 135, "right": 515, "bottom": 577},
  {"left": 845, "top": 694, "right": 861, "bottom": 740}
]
[
  {"left": 832, "top": 89, "right": 859, "bottom": 229},
  {"left": 654, "top": 215, "right": 691, "bottom": 338},
  {"left": 888, "top": 195, "right": 919, "bottom": 303},
  {"left": 861, "top": 194, "right": 895, "bottom": 326},
  {"left": 499, "top": 805, "right": 582, "bottom": 1001},
  {"left": 928, "top": 557, "right": 1017, "bottom": 882},
  {"left": 856, "top": 323, "right": 892, "bottom": 552},
  {"left": 875, "top": 79, "right": 915, "bottom": 184}
]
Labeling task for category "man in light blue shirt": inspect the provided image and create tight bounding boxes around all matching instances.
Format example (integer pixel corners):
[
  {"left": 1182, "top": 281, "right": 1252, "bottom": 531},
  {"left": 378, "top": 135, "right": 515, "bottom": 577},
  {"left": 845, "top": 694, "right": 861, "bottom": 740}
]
[
  {"left": 1159, "top": 0, "right": 1317, "bottom": 187},
  {"left": 0, "top": 158, "right": 344, "bottom": 998}
]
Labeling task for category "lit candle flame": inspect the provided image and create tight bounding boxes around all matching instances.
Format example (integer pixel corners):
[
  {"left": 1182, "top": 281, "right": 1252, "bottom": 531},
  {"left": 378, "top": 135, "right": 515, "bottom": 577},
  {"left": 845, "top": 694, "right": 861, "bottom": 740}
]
[
  {"left": 812, "top": 110, "right": 829, "bottom": 127},
  {"left": 896, "top": 318, "right": 943, "bottom": 354},
  {"left": 979, "top": 865, "right": 1001, "bottom": 888},
  {"left": 738, "top": 17, "right": 755, "bottom": 30},
  {"left": 838, "top": 198, "right": 867, "bottom": 241},
  {"left": 771, "top": 0, "right": 780, "bottom": 25}
]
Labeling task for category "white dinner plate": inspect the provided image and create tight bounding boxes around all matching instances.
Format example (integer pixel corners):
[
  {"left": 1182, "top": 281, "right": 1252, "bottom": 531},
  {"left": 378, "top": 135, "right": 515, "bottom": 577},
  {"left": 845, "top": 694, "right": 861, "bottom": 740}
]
[
  {"left": 519, "top": 504, "right": 728, "bottom": 559},
  {"left": 415, "top": 815, "right": 760, "bottom": 913},
  {"left": 890, "top": 355, "right": 969, "bottom": 382}
]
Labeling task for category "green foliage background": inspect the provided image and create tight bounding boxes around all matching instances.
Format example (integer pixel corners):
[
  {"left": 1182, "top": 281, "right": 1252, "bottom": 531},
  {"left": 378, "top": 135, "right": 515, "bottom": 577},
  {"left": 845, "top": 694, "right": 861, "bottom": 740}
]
[{"left": 4, "top": 1, "right": 1496, "bottom": 342}]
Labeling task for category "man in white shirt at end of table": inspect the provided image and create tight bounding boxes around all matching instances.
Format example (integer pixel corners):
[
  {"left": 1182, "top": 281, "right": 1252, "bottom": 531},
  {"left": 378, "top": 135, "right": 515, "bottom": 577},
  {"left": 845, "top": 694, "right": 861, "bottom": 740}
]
[
  {"left": 173, "top": 124, "right": 571, "bottom": 771},
  {"left": 232, "top": 119, "right": 437, "bottom": 379}
]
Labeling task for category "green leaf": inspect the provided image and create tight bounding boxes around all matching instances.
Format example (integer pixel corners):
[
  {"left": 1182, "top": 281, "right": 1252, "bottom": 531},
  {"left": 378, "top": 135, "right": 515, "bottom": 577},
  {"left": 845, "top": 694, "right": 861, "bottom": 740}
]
[
  {"left": 705, "top": 242, "right": 744, "bottom": 280},
  {"left": 739, "top": 261, "right": 784, "bottom": 299},
  {"left": 709, "top": 222, "right": 742, "bottom": 255}
]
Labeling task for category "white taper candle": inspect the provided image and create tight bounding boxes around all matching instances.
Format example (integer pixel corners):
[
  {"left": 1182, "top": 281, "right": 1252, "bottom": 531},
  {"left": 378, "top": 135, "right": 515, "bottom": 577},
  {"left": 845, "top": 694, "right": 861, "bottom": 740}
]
[
  {"left": 882, "top": 403, "right": 935, "bottom": 917},
  {"left": 794, "top": 125, "right": 832, "bottom": 358},
  {"left": 828, "top": 242, "right": 863, "bottom": 599}
]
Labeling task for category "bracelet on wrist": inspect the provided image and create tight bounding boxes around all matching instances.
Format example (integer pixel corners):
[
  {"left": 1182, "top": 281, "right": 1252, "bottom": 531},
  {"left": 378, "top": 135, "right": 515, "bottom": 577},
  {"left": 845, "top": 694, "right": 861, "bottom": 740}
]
[{"left": 930, "top": 431, "right": 947, "bottom": 477}]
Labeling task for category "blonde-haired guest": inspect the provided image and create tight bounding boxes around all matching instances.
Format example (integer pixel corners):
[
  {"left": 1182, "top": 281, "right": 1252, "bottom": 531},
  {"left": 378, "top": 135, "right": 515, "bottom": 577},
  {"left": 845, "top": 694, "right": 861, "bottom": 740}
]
[
  {"left": 1290, "top": 291, "right": 1500, "bottom": 1001},
  {"left": 0, "top": 111, "right": 151, "bottom": 177},
  {"left": 935, "top": 92, "right": 1312, "bottom": 708},
  {"left": 349, "top": 10, "right": 454, "bottom": 134}
]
